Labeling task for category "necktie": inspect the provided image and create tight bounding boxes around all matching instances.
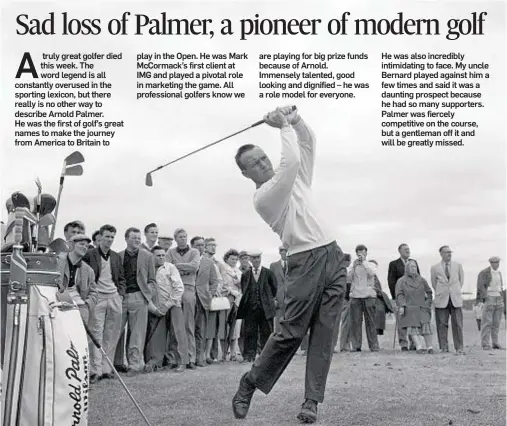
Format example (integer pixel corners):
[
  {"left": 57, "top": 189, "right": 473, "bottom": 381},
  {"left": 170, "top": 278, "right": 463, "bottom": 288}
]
[
  {"left": 254, "top": 268, "right": 258, "bottom": 275},
  {"left": 445, "top": 263, "right": 450, "bottom": 280}
]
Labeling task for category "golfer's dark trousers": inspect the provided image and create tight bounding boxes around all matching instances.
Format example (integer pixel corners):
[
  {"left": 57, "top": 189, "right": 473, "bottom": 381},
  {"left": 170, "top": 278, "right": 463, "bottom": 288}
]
[
  {"left": 247, "top": 241, "right": 347, "bottom": 403},
  {"left": 243, "top": 308, "right": 273, "bottom": 361},
  {"left": 435, "top": 299, "right": 463, "bottom": 352}
]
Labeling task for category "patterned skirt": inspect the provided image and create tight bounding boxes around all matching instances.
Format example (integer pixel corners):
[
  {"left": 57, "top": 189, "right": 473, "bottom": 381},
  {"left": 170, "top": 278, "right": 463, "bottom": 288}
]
[{"left": 407, "top": 322, "right": 432, "bottom": 336}]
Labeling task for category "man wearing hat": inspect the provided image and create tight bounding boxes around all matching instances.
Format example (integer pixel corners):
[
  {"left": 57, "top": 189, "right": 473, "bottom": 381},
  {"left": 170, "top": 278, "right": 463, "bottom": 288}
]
[
  {"left": 237, "top": 251, "right": 277, "bottom": 362},
  {"left": 477, "top": 256, "right": 504, "bottom": 350},
  {"left": 238, "top": 251, "right": 251, "bottom": 274},
  {"left": 158, "top": 236, "right": 174, "bottom": 252},
  {"left": 270, "top": 245, "right": 288, "bottom": 333},
  {"left": 60, "top": 234, "right": 98, "bottom": 324}
]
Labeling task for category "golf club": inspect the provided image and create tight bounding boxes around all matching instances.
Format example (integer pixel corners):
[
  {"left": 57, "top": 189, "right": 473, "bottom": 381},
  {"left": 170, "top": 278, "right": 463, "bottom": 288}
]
[
  {"left": 11, "top": 192, "right": 30, "bottom": 209},
  {"left": 33, "top": 178, "right": 43, "bottom": 250},
  {"left": 38, "top": 213, "right": 56, "bottom": 228},
  {"left": 47, "top": 238, "right": 69, "bottom": 255},
  {"left": 82, "top": 321, "right": 153, "bottom": 426},
  {"left": 40, "top": 194, "right": 57, "bottom": 216},
  {"left": 144, "top": 106, "right": 296, "bottom": 186},
  {"left": 50, "top": 151, "right": 85, "bottom": 241}
]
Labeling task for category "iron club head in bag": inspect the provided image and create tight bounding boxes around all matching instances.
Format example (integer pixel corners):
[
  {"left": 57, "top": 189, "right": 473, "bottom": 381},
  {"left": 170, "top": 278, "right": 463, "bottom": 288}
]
[
  {"left": 144, "top": 106, "right": 296, "bottom": 187},
  {"left": 50, "top": 151, "right": 85, "bottom": 241}
]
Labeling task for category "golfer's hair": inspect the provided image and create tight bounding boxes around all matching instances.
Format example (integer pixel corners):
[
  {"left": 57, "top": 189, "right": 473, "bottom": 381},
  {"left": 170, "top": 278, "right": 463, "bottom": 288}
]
[
  {"left": 144, "top": 223, "right": 157, "bottom": 233},
  {"left": 355, "top": 244, "right": 368, "bottom": 253},
  {"left": 124, "top": 227, "right": 141, "bottom": 239},
  {"left": 398, "top": 243, "right": 408, "bottom": 252},
  {"left": 151, "top": 245, "right": 165, "bottom": 253},
  {"left": 174, "top": 228, "right": 186, "bottom": 238},
  {"left": 190, "top": 236, "right": 204, "bottom": 247},
  {"left": 99, "top": 224, "right": 116, "bottom": 235},
  {"left": 64, "top": 221, "right": 85, "bottom": 233},
  {"left": 92, "top": 230, "right": 100, "bottom": 243},
  {"left": 235, "top": 144, "right": 256, "bottom": 170},
  {"left": 439, "top": 245, "right": 450, "bottom": 253},
  {"left": 223, "top": 249, "right": 240, "bottom": 262},
  {"left": 204, "top": 237, "right": 215, "bottom": 246}
]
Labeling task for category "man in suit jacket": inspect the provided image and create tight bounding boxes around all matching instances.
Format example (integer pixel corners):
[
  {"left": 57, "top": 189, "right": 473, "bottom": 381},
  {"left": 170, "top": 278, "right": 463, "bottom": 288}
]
[
  {"left": 237, "top": 251, "right": 277, "bottom": 362},
  {"left": 430, "top": 245, "right": 465, "bottom": 354},
  {"left": 113, "top": 227, "right": 157, "bottom": 375},
  {"left": 387, "top": 243, "right": 420, "bottom": 350},
  {"left": 83, "top": 224, "right": 126, "bottom": 382},
  {"left": 194, "top": 238, "right": 220, "bottom": 366},
  {"left": 269, "top": 245, "right": 288, "bottom": 333},
  {"left": 477, "top": 256, "right": 504, "bottom": 350}
]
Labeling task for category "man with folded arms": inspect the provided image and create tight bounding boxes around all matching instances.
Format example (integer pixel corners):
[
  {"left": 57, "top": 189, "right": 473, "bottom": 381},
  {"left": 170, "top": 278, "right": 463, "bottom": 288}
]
[
  {"left": 167, "top": 229, "right": 201, "bottom": 369},
  {"left": 231, "top": 106, "right": 347, "bottom": 424},
  {"left": 145, "top": 245, "right": 188, "bottom": 372}
]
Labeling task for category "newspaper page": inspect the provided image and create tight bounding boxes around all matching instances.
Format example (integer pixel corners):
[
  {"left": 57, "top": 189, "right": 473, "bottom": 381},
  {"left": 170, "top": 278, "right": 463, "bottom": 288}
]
[{"left": 1, "top": 1, "right": 505, "bottom": 426}]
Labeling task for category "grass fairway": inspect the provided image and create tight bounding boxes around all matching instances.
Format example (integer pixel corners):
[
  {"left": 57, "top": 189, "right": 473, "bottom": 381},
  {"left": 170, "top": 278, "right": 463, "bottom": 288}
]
[{"left": 88, "top": 310, "right": 506, "bottom": 425}]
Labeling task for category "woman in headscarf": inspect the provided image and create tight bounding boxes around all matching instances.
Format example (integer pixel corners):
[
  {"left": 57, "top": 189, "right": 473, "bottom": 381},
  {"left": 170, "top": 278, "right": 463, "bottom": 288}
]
[
  {"left": 396, "top": 260, "right": 434, "bottom": 353},
  {"left": 219, "top": 249, "right": 243, "bottom": 361}
]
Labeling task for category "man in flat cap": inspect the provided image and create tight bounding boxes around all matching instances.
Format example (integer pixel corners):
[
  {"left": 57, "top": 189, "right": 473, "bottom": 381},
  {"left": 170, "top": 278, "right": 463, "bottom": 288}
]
[
  {"left": 233, "top": 106, "right": 347, "bottom": 424},
  {"left": 60, "top": 234, "right": 98, "bottom": 324},
  {"left": 237, "top": 251, "right": 277, "bottom": 362},
  {"left": 270, "top": 246, "right": 288, "bottom": 333},
  {"left": 477, "top": 256, "right": 504, "bottom": 350},
  {"left": 158, "top": 236, "right": 174, "bottom": 252}
]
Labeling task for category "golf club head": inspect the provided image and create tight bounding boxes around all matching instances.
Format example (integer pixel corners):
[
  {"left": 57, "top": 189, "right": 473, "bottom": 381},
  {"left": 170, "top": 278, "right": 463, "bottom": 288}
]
[
  {"left": 11, "top": 192, "right": 30, "bottom": 209},
  {"left": 145, "top": 173, "right": 153, "bottom": 187},
  {"left": 65, "top": 151, "right": 85, "bottom": 166},
  {"left": 40, "top": 193, "right": 57, "bottom": 215},
  {"left": 47, "top": 238, "right": 70, "bottom": 255},
  {"left": 38, "top": 213, "right": 56, "bottom": 227},
  {"left": 64, "top": 165, "right": 83, "bottom": 176}
]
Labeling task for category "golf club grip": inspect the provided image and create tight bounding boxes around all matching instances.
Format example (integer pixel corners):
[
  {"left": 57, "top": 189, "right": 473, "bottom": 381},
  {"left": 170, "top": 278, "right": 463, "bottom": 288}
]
[{"left": 251, "top": 105, "right": 297, "bottom": 128}]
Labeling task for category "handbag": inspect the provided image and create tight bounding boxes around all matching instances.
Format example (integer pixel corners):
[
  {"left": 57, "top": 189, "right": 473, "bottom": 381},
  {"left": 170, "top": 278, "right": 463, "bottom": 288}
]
[{"left": 210, "top": 296, "right": 231, "bottom": 311}]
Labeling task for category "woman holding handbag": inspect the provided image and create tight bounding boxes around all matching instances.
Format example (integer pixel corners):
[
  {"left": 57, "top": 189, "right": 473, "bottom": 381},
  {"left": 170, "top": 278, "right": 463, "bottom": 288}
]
[{"left": 220, "top": 249, "right": 243, "bottom": 361}]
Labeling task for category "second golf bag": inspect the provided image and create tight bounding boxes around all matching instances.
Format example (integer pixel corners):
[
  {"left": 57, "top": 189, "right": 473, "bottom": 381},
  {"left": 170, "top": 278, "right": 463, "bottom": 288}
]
[{"left": 1, "top": 251, "right": 90, "bottom": 426}]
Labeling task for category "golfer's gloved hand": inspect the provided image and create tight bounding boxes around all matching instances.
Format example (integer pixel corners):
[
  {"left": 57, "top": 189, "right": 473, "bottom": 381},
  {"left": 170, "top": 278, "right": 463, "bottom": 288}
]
[
  {"left": 279, "top": 105, "right": 300, "bottom": 125},
  {"left": 399, "top": 307, "right": 405, "bottom": 316},
  {"left": 264, "top": 109, "right": 289, "bottom": 129}
]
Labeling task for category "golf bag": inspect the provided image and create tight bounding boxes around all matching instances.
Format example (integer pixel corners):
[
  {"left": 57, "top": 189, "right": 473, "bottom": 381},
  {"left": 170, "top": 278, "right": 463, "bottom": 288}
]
[{"left": 1, "top": 252, "right": 90, "bottom": 426}]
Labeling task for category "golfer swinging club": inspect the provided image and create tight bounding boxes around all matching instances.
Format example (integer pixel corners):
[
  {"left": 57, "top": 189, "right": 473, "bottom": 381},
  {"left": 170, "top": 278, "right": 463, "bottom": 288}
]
[{"left": 232, "top": 106, "right": 347, "bottom": 423}]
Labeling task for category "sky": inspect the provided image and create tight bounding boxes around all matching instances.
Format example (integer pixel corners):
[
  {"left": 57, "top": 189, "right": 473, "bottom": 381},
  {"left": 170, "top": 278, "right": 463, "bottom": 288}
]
[{"left": 1, "top": 1, "right": 505, "bottom": 297}]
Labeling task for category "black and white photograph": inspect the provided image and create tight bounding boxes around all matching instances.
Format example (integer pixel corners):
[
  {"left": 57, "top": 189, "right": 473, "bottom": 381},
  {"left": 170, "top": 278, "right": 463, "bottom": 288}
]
[{"left": 1, "top": 1, "right": 506, "bottom": 425}]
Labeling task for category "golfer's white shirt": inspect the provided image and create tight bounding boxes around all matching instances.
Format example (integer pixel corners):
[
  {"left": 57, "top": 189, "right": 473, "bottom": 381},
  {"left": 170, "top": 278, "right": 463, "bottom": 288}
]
[{"left": 254, "top": 119, "right": 334, "bottom": 256}]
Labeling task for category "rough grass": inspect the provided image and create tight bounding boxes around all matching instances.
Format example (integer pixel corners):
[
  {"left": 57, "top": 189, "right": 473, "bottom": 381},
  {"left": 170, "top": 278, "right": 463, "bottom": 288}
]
[{"left": 88, "top": 311, "right": 506, "bottom": 425}]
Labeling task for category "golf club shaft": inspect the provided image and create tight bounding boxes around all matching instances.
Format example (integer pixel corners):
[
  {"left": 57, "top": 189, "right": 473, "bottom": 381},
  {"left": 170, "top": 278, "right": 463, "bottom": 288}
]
[
  {"left": 149, "top": 118, "right": 265, "bottom": 175},
  {"left": 49, "top": 180, "right": 64, "bottom": 242},
  {"left": 83, "top": 322, "right": 153, "bottom": 426}
]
